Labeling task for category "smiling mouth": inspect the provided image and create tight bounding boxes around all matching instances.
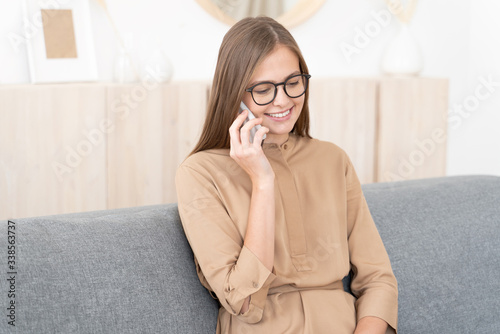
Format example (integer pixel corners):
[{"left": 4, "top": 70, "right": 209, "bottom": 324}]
[{"left": 265, "top": 108, "right": 291, "bottom": 118}]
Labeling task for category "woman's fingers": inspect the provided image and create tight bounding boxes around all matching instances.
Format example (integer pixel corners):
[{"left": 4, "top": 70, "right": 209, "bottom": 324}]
[
  {"left": 253, "top": 126, "right": 269, "bottom": 148},
  {"left": 228, "top": 110, "right": 272, "bottom": 180},
  {"left": 240, "top": 116, "right": 263, "bottom": 146},
  {"left": 230, "top": 109, "right": 265, "bottom": 148},
  {"left": 229, "top": 110, "right": 248, "bottom": 148}
]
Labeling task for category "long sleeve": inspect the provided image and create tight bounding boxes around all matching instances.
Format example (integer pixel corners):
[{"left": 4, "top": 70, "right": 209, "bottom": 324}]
[
  {"left": 344, "top": 154, "right": 399, "bottom": 331},
  {"left": 175, "top": 163, "right": 276, "bottom": 324}
]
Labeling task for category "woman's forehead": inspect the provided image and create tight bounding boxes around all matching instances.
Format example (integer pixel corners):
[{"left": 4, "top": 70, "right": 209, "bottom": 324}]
[{"left": 249, "top": 46, "right": 300, "bottom": 83}]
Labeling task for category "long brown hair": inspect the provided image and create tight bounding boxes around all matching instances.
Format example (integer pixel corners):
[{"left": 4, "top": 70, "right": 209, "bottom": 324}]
[{"left": 188, "top": 16, "right": 312, "bottom": 157}]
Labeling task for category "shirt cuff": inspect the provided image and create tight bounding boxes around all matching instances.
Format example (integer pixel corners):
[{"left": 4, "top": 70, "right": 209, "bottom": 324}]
[
  {"left": 355, "top": 290, "right": 398, "bottom": 332},
  {"left": 224, "top": 245, "right": 276, "bottom": 323}
]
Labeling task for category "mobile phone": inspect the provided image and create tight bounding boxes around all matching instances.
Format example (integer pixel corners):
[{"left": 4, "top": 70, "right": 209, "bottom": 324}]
[{"left": 239, "top": 101, "right": 266, "bottom": 143}]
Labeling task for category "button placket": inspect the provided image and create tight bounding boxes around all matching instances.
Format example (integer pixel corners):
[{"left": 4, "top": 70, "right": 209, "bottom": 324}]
[{"left": 271, "top": 146, "right": 311, "bottom": 272}]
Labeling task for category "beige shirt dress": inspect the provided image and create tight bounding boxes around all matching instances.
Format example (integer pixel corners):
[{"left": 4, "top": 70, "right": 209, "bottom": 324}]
[{"left": 175, "top": 133, "right": 398, "bottom": 333}]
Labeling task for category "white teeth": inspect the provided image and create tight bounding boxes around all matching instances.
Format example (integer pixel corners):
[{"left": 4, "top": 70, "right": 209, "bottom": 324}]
[{"left": 266, "top": 109, "right": 290, "bottom": 118}]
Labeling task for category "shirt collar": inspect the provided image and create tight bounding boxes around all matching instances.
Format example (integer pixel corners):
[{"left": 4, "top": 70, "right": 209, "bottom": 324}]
[
  {"left": 202, "top": 133, "right": 298, "bottom": 156},
  {"left": 262, "top": 132, "right": 297, "bottom": 151}
]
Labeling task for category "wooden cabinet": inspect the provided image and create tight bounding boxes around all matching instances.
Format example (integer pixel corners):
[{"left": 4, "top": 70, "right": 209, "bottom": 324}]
[
  {"left": 0, "top": 77, "right": 448, "bottom": 219},
  {"left": 309, "top": 78, "right": 378, "bottom": 184},
  {"left": 377, "top": 77, "right": 448, "bottom": 182}
]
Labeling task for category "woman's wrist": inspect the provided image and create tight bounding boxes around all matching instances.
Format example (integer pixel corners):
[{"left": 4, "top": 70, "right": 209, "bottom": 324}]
[{"left": 251, "top": 174, "right": 275, "bottom": 190}]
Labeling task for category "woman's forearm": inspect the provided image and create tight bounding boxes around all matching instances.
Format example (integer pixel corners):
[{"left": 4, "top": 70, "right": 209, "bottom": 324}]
[
  {"left": 240, "top": 178, "right": 275, "bottom": 314},
  {"left": 244, "top": 178, "right": 275, "bottom": 271}
]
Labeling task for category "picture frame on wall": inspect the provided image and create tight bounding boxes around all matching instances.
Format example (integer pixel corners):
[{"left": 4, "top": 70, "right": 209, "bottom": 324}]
[{"left": 22, "top": 0, "right": 98, "bottom": 83}]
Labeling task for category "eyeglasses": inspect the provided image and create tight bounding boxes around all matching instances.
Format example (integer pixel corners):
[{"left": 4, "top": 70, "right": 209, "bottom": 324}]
[{"left": 245, "top": 74, "right": 311, "bottom": 106}]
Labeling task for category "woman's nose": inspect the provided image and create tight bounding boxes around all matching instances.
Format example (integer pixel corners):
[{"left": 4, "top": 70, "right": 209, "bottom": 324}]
[{"left": 272, "top": 85, "right": 290, "bottom": 107}]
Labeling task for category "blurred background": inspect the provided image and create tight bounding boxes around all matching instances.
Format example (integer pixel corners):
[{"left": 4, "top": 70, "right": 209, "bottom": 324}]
[{"left": 1, "top": 0, "right": 499, "bottom": 219}]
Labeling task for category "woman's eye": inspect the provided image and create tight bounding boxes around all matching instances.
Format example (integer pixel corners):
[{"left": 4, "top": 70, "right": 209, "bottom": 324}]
[
  {"left": 287, "top": 80, "right": 299, "bottom": 86},
  {"left": 255, "top": 88, "right": 271, "bottom": 95}
]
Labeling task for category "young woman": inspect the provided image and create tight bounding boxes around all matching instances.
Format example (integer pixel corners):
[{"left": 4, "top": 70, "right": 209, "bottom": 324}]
[{"left": 175, "top": 16, "right": 398, "bottom": 334}]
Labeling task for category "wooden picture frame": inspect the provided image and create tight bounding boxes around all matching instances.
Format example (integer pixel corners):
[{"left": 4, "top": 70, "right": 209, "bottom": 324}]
[{"left": 22, "top": 0, "right": 98, "bottom": 83}]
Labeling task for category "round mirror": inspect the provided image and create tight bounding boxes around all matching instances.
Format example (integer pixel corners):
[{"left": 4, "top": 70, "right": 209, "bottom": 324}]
[{"left": 195, "top": 0, "right": 325, "bottom": 28}]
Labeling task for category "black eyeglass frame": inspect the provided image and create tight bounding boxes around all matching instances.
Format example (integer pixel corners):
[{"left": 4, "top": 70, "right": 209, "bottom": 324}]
[{"left": 245, "top": 74, "right": 312, "bottom": 106}]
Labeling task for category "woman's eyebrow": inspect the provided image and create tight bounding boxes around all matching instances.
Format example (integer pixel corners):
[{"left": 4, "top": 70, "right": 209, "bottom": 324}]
[{"left": 248, "top": 70, "right": 301, "bottom": 87}]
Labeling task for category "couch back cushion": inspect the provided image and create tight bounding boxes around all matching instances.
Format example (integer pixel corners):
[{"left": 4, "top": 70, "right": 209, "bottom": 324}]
[
  {"left": 362, "top": 175, "right": 500, "bottom": 333},
  {"left": 0, "top": 204, "right": 219, "bottom": 334}
]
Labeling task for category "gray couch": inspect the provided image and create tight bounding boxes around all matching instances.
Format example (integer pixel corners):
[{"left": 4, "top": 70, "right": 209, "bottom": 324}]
[{"left": 1, "top": 175, "right": 499, "bottom": 333}]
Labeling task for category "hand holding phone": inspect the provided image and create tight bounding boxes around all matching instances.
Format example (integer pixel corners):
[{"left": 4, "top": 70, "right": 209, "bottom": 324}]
[
  {"left": 231, "top": 102, "right": 273, "bottom": 182},
  {"left": 239, "top": 101, "right": 267, "bottom": 144}
]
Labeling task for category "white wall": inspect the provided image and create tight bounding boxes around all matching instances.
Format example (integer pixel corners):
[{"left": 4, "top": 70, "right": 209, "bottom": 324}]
[{"left": 1, "top": 0, "right": 498, "bottom": 176}]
